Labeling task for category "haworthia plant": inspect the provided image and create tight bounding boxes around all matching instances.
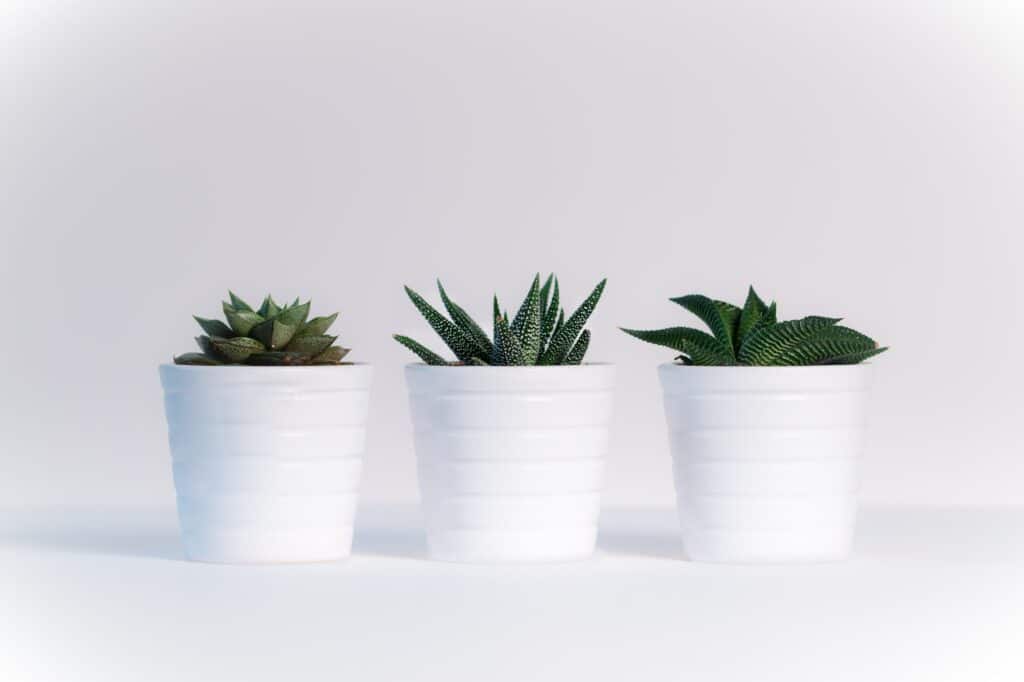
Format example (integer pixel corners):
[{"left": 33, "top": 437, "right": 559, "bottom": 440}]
[
  {"left": 394, "top": 275, "right": 606, "bottom": 366},
  {"left": 174, "top": 292, "right": 350, "bottom": 366},
  {"left": 622, "top": 286, "right": 887, "bottom": 366}
]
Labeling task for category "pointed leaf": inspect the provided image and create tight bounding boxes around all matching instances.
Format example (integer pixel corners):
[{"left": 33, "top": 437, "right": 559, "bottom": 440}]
[
  {"left": 286, "top": 334, "right": 336, "bottom": 356},
  {"left": 738, "top": 316, "right": 841, "bottom": 365},
  {"left": 393, "top": 334, "right": 449, "bottom": 365},
  {"left": 258, "top": 295, "right": 281, "bottom": 318},
  {"left": 228, "top": 291, "right": 253, "bottom": 312},
  {"left": 565, "top": 329, "right": 590, "bottom": 365},
  {"left": 211, "top": 336, "right": 265, "bottom": 362},
  {"left": 621, "top": 326, "right": 734, "bottom": 365},
  {"left": 669, "top": 294, "right": 738, "bottom": 360},
  {"left": 250, "top": 318, "right": 298, "bottom": 350},
  {"left": 224, "top": 309, "right": 264, "bottom": 336},
  {"left": 490, "top": 296, "right": 505, "bottom": 364},
  {"left": 539, "top": 279, "right": 606, "bottom": 365},
  {"left": 511, "top": 274, "right": 543, "bottom": 363},
  {"left": 311, "top": 346, "right": 350, "bottom": 364},
  {"left": 540, "top": 277, "right": 560, "bottom": 351},
  {"left": 194, "top": 316, "right": 234, "bottom": 338},
  {"left": 297, "top": 313, "right": 339, "bottom": 337},
  {"left": 736, "top": 286, "right": 768, "bottom": 347},
  {"left": 174, "top": 352, "right": 221, "bottom": 365},
  {"left": 494, "top": 311, "right": 525, "bottom": 365},
  {"left": 277, "top": 300, "right": 310, "bottom": 327},
  {"left": 820, "top": 345, "right": 888, "bottom": 365},
  {"left": 195, "top": 335, "right": 217, "bottom": 357},
  {"left": 404, "top": 286, "right": 478, "bottom": 362},
  {"left": 437, "top": 281, "right": 493, "bottom": 358}
]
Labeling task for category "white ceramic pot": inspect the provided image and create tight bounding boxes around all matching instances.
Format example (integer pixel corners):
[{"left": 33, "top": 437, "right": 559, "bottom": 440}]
[
  {"left": 406, "top": 364, "right": 615, "bottom": 563},
  {"left": 659, "top": 364, "right": 871, "bottom": 563},
  {"left": 158, "top": 364, "right": 373, "bottom": 563}
]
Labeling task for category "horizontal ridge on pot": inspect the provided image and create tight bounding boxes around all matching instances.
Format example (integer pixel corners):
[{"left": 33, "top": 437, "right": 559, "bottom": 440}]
[
  {"left": 659, "top": 364, "right": 871, "bottom": 563},
  {"left": 159, "top": 364, "right": 373, "bottom": 564},
  {"left": 406, "top": 364, "right": 615, "bottom": 563}
]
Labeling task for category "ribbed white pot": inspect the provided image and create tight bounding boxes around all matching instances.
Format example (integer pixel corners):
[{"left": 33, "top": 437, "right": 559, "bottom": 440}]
[
  {"left": 158, "top": 364, "right": 373, "bottom": 564},
  {"left": 659, "top": 363, "right": 872, "bottom": 563},
  {"left": 406, "top": 364, "right": 615, "bottom": 563}
]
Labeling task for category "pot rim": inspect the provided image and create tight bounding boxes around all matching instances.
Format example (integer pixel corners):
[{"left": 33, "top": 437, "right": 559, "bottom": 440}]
[
  {"left": 404, "top": 362, "right": 614, "bottom": 369},
  {"left": 159, "top": 361, "right": 371, "bottom": 370},
  {"left": 657, "top": 362, "right": 875, "bottom": 370}
]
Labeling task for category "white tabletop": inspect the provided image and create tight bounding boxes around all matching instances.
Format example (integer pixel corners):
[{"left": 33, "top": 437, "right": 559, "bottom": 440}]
[{"left": 4, "top": 504, "right": 1022, "bottom": 682}]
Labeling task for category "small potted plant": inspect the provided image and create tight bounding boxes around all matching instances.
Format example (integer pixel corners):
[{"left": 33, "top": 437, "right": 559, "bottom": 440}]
[
  {"left": 623, "top": 287, "right": 887, "bottom": 563},
  {"left": 395, "top": 274, "right": 613, "bottom": 563},
  {"left": 159, "top": 292, "right": 372, "bottom": 564}
]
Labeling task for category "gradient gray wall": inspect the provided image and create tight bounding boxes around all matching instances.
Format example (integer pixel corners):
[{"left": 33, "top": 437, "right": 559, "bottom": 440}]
[{"left": 3, "top": 0, "right": 1021, "bottom": 509}]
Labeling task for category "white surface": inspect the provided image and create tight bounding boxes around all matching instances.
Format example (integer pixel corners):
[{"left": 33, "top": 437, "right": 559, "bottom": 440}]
[
  {"left": 407, "top": 364, "right": 614, "bottom": 562},
  {"left": 4, "top": 0, "right": 1024, "bottom": 512},
  {"left": 3, "top": 504, "right": 1022, "bottom": 681},
  {"left": 160, "top": 364, "right": 373, "bottom": 563},
  {"left": 660, "top": 364, "right": 868, "bottom": 562}
]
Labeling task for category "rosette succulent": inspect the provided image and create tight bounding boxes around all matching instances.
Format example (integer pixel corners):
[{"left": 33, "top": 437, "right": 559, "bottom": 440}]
[
  {"left": 174, "top": 291, "right": 350, "bottom": 366},
  {"left": 394, "top": 274, "right": 606, "bottom": 366},
  {"left": 622, "top": 286, "right": 887, "bottom": 366}
]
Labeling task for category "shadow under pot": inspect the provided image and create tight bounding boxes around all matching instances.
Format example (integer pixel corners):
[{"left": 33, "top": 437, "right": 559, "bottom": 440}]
[
  {"left": 405, "top": 363, "right": 615, "bottom": 563},
  {"left": 659, "top": 363, "right": 872, "bottom": 563},
  {"left": 158, "top": 364, "right": 373, "bottom": 563}
]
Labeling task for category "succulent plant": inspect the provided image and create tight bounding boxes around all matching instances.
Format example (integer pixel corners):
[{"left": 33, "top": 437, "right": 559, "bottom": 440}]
[
  {"left": 174, "top": 291, "right": 350, "bottom": 366},
  {"left": 394, "top": 274, "right": 606, "bottom": 366},
  {"left": 622, "top": 286, "right": 887, "bottom": 366}
]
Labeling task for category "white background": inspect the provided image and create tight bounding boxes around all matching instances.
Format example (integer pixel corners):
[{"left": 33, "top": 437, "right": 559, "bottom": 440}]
[
  {"left": 4, "top": 2, "right": 1024, "bottom": 681},
  {"left": 4, "top": 0, "right": 1022, "bottom": 510}
]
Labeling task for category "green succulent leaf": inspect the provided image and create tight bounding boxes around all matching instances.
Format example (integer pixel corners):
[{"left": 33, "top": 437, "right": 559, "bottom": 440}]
[
  {"left": 210, "top": 336, "right": 265, "bottom": 362},
  {"left": 296, "top": 313, "right": 338, "bottom": 337},
  {"left": 539, "top": 279, "right": 606, "bottom": 365},
  {"left": 194, "top": 316, "right": 234, "bottom": 338},
  {"left": 540, "top": 276, "right": 560, "bottom": 350},
  {"left": 437, "top": 280, "right": 494, "bottom": 358},
  {"left": 494, "top": 311, "right": 525, "bottom": 365},
  {"left": 511, "top": 274, "right": 543, "bottom": 363},
  {"left": 249, "top": 318, "right": 298, "bottom": 350},
  {"left": 277, "top": 300, "right": 311, "bottom": 327},
  {"left": 258, "top": 295, "right": 281, "bottom": 318},
  {"left": 174, "top": 352, "right": 221, "bottom": 365},
  {"left": 736, "top": 286, "right": 769, "bottom": 346},
  {"left": 621, "top": 326, "right": 735, "bottom": 365},
  {"left": 311, "top": 346, "right": 350, "bottom": 364},
  {"left": 820, "top": 345, "right": 889, "bottom": 365},
  {"left": 247, "top": 351, "right": 312, "bottom": 366},
  {"left": 565, "top": 329, "right": 590, "bottom": 365},
  {"left": 224, "top": 309, "right": 265, "bottom": 336},
  {"left": 195, "top": 335, "right": 217, "bottom": 357},
  {"left": 286, "top": 334, "right": 336, "bottom": 356},
  {"left": 228, "top": 291, "right": 254, "bottom": 312},
  {"left": 404, "top": 286, "right": 478, "bottom": 362},
  {"left": 466, "top": 357, "right": 490, "bottom": 366},
  {"left": 670, "top": 294, "right": 739, "bottom": 360},
  {"left": 738, "top": 316, "right": 841, "bottom": 365},
  {"left": 393, "top": 334, "right": 448, "bottom": 366},
  {"left": 769, "top": 326, "right": 881, "bottom": 365}
]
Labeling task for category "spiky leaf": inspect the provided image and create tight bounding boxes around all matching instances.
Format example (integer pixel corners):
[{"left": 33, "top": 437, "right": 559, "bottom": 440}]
[
  {"left": 565, "top": 329, "right": 590, "bottom": 365},
  {"left": 228, "top": 291, "right": 254, "bottom": 312},
  {"left": 670, "top": 294, "right": 739, "bottom": 360},
  {"left": 211, "top": 336, "right": 265, "bottom": 362},
  {"left": 194, "top": 316, "right": 234, "bottom": 338},
  {"left": 540, "top": 277, "right": 560, "bottom": 350},
  {"left": 174, "top": 352, "right": 221, "bottom": 365},
  {"left": 494, "top": 311, "right": 525, "bottom": 365},
  {"left": 490, "top": 296, "right": 505, "bottom": 364},
  {"left": 820, "top": 345, "right": 888, "bottom": 365},
  {"left": 621, "top": 326, "right": 735, "bottom": 365},
  {"left": 539, "top": 279, "right": 606, "bottom": 364},
  {"left": 296, "top": 313, "right": 338, "bottom": 338},
  {"left": 224, "top": 309, "right": 264, "bottom": 336},
  {"left": 738, "top": 316, "right": 841, "bottom": 365},
  {"left": 438, "top": 281, "right": 493, "bottom": 358},
  {"left": 511, "top": 274, "right": 543, "bottom": 363},
  {"left": 404, "top": 286, "right": 478, "bottom": 362},
  {"left": 311, "top": 346, "right": 350, "bottom": 364},
  {"left": 258, "top": 295, "right": 281, "bottom": 318},
  {"left": 736, "top": 287, "right": 768, "bottom": 347},
  {"left": 393, "top": 335, "right": 448, "bottom": 366},
  {"left": 250, "top": 318, "right": 298, "bottom": 350},
  {"left": 286, "top": 334, "right": 336, "bottom": 356},
  {"left": 195, "top": 335, "right": 217, "bottom": 357},
  {"left": 277, "top": 301, "right": 311, "bottom": 327}
]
